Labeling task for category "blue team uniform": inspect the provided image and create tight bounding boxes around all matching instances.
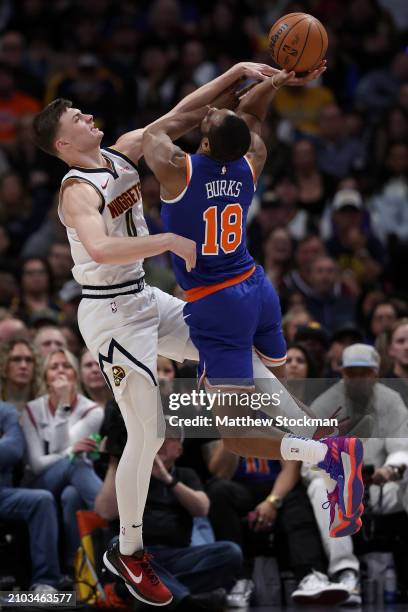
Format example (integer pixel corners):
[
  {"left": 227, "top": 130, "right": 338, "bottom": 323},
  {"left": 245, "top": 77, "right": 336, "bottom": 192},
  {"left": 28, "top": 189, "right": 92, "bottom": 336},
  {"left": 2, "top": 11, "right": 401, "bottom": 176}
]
[{"left": 161, "top": 153, "right": 286, "bottom": 385}]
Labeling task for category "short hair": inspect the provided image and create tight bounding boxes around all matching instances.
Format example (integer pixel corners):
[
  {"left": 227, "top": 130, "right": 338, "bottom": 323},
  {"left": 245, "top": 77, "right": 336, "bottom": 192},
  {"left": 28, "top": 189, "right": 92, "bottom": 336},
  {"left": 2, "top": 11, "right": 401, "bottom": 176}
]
[
  {"left": 208, "top": 114, "right": 251, "bottom": 163},
  {"left": 33, "top": 98, "right": 72, "bottom": 156}
]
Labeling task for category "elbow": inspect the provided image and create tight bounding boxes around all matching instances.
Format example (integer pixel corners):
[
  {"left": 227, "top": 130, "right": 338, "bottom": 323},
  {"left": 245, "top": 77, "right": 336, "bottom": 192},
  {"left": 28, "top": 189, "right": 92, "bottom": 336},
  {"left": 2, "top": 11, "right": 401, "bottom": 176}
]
[
  {"left": 195, "top": 496, "right": 210, "bottom": 517},
  {"left": 89, "top": 244, "right": 107, "bottom": 264}
]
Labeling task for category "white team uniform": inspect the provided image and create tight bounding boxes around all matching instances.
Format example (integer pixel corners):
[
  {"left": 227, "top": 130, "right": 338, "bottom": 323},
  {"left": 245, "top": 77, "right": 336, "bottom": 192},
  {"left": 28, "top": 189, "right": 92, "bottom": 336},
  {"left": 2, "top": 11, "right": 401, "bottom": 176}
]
[{"left": 59, "top": 147, "right": 198, "bottom": 395}]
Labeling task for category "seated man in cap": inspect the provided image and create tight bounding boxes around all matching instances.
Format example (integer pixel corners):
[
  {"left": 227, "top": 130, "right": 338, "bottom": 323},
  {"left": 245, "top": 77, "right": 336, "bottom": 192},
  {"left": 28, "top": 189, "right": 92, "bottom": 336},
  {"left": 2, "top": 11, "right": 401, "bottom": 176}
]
[
  {"left": 302, "top": 343, "right": 408, "bottom": 605},
  {"left": 324, "top": 189, "right": 385, "bottom": 287}
]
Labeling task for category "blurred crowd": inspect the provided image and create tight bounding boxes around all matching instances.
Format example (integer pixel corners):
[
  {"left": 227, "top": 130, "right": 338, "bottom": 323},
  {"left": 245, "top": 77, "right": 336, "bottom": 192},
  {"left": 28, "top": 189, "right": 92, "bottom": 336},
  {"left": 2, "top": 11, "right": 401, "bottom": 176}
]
[{"left": 1, "top": 0, "right": 408, "bottom": 608}]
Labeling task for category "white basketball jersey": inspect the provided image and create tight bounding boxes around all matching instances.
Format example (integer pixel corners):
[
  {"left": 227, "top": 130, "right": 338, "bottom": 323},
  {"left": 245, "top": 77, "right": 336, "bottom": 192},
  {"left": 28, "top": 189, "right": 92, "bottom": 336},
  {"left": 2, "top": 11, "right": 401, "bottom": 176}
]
[{"left": 58, "top": 147, "right": 149, "bottom": 286}]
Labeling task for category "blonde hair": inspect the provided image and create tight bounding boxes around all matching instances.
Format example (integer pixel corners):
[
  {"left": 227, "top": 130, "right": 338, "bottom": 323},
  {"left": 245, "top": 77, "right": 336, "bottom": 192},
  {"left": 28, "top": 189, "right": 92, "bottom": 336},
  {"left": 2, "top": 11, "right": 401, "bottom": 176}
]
[
  {"left": 0, "top": 337, "right": 42, "bottom": 401},
  {"left": 41, "top": 348, "right": 82, "bottom": 395}
]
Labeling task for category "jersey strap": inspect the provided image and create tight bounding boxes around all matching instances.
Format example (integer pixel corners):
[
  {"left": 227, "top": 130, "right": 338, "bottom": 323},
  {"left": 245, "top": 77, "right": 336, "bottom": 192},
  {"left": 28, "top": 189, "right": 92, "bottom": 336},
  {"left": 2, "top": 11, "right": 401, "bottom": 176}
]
[{"left": 185, "top": 265, "right": 255, "bottom": 302}]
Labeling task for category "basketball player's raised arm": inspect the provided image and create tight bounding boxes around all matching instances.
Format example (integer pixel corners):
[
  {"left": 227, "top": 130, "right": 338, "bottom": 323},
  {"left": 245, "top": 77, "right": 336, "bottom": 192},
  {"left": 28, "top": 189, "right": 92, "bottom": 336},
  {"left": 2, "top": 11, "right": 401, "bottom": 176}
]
[
  {"left": 61, "top": 181, "right": 197, "bottom": 270},
  {"left": 113, "top": 62, "right": 276, "bottom": 164},
  {"left": 237, "top": 63, "right": 327, "bottom": 179},
  {"left": 142, "top": 107, "right": 208, "bottom": 199}
]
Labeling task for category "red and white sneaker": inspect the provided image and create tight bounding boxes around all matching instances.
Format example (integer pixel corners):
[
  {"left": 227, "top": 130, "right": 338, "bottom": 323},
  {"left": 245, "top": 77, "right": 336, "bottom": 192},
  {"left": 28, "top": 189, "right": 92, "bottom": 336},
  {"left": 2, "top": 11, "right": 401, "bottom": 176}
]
[{"left": 103, "top": 540, "right": 173, "bottom": 606}]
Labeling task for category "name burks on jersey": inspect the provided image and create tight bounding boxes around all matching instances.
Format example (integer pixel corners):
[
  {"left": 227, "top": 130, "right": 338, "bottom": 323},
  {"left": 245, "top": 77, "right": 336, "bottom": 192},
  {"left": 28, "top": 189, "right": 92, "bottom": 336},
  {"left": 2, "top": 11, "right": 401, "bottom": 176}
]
[
  {"left": 107, "top": 181, "right": 142, "bottom": 219},
  {"left": 205, "top": 179, "right": 242, "bottom": 200}
]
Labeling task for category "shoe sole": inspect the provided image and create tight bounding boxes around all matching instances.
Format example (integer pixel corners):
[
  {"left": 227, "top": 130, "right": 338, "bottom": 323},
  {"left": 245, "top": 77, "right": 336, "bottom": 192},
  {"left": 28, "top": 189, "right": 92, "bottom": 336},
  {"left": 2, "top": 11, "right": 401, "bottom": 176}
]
[
  {"left": 103, "top": 552, "right": 173, "bottom": 607},
  {"left": 292, "top": 588, "right": 349, "bottom": 605},
  {"left": 330, "top": 513, "right": 362, "bottom": 538},
  {"left": 330, "top": 503, "right": 364, "bottom": 538}
]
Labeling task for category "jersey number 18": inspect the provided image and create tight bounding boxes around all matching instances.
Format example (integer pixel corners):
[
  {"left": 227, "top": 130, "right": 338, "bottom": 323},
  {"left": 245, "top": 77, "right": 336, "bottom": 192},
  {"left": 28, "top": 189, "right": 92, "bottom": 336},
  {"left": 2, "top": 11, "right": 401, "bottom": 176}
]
[{"left": 202, "top": 203, "right": 243, "bottom": 256}]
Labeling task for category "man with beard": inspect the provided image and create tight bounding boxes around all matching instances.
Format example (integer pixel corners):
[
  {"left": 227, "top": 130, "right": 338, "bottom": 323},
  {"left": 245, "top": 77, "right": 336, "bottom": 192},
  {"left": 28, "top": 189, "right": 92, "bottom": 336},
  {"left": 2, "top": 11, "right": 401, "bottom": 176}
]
[{"left": 301, "top": 344, "right": 408, "bottom": 605}]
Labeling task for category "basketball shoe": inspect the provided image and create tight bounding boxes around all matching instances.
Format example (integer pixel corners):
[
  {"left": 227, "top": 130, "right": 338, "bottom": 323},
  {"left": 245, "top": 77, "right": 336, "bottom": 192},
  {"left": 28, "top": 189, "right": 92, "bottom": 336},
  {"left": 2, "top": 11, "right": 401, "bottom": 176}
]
[
  {"left": 318, "top": 437, "right": 364, "bottom": 537},
  {"left": 103, "top": 540, "right": 172, "bottom": 606}
]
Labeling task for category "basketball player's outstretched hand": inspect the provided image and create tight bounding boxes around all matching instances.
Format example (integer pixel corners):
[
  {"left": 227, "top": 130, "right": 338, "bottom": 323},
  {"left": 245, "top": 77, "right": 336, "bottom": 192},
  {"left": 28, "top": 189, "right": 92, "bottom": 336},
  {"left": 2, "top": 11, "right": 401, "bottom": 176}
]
[
  {"left": 169, "top": 234, "right": 197, "bottom": 272},
  {"left": 237, "top": 62, "right": 279, "bottom": 81},
  {"left": 286, "top": 60, "right": 327, "bottom": 86}
]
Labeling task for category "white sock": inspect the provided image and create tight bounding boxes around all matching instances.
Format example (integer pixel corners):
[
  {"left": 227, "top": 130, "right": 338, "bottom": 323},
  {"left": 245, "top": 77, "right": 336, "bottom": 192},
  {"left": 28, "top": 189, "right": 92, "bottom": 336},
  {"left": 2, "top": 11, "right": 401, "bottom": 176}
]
[
  {"left": 322, "top": 473, "right": 337, "bottom": 493},
  {"left": 280, "top": 433, "right": 327, "bottom": 465},
  {"left": 120, "top": 524, "right": 143, "bottom": 556}
]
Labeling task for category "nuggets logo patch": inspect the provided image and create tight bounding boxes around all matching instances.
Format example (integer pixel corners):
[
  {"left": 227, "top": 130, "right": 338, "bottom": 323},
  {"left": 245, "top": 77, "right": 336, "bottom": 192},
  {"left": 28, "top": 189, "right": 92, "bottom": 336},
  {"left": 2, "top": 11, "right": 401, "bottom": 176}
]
[{"left": 112, "top": 365, "right": 126, "bottom": 387}]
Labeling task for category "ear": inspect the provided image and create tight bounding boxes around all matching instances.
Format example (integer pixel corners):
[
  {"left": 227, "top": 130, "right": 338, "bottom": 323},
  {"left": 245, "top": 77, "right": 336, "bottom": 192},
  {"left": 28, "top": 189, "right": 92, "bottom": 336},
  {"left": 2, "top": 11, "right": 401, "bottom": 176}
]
[
  {"left": 201, "top": 137, "right": 210, "bottom": 153},
  {"left": 55, "top": 138, "right": 69, "bottom": 156}
]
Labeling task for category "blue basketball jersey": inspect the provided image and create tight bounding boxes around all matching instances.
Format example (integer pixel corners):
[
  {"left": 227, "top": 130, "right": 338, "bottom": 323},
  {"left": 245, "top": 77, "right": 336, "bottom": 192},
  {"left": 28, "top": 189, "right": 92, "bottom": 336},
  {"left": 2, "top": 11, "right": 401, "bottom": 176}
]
[{"left": 161, "top": 153, "right": 255, "bottom": 290}]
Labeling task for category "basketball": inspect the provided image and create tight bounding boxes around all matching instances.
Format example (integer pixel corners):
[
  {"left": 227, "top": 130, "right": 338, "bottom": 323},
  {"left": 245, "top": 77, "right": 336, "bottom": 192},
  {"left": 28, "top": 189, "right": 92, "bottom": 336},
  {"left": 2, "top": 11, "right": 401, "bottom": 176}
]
[{"left": 268, "top": 12, "right": 328, "bottom": 73}]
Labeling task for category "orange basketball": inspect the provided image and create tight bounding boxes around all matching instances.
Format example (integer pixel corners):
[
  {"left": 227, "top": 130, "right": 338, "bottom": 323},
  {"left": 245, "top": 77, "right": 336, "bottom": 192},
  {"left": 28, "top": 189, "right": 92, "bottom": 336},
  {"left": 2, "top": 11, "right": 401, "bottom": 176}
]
[{"left": 268, "top": 12, "right": 328, "bottom": 73}]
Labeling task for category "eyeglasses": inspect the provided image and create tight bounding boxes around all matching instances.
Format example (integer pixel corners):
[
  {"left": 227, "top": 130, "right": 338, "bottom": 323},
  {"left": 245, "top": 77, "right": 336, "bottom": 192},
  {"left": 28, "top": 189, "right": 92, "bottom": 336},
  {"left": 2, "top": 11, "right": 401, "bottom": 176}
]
[{"left": 9, "top": 356, "right": 34, "bottom": 364}]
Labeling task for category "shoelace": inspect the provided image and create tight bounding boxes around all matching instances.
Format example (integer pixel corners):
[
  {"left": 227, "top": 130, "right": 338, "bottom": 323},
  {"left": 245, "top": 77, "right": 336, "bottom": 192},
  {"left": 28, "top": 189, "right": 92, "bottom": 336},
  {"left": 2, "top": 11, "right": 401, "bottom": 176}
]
[
  {"left": 322, "top": 488, "right": 338, "bottom": 525},
  {"left": 140, "top": 553, "right": 159, "bottom": 585}
]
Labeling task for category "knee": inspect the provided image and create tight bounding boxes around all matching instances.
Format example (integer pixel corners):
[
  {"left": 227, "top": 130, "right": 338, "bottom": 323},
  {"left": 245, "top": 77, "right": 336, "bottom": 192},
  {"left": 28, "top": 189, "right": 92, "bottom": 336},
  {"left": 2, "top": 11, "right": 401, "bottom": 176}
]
[
  {"left": 222, "top": 438, "right": 241, "bottom": 455},
  {"left": 217, "top": 541, "right": 243, "bottom": 569},
  {"left": 32, "top": 489, "right": 55, "bottom": 509},
  {"left": 61, "top": 485, "right": 81, "bottom": 507},
  {"left": 207, "top": 478, "right": 232, "bottom": 504}
]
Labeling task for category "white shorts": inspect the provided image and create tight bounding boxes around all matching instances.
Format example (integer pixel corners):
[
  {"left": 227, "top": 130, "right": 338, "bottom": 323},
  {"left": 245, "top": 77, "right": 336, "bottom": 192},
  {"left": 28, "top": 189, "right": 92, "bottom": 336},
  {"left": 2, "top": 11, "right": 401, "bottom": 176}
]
[{"left": 77, "top": 284, "right": 198, "bottom": 393}]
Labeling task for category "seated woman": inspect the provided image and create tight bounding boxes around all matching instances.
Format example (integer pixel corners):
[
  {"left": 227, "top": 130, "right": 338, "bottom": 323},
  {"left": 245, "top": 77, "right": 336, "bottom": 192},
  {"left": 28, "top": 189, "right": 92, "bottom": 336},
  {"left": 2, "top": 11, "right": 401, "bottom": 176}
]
[
  {"left": 0, "top": 337, "right": 41, "bottom": 413},
  {"left": 21, "top": 348, "right": 103, "bottom": 571}
]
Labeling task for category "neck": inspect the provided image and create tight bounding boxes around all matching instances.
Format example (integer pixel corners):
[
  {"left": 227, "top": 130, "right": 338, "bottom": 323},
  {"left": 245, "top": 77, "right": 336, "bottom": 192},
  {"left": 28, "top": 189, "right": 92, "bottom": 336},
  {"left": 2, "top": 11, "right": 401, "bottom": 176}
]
[
  {"left": 87, "top": 386, "right": 111, "bottom": 405},
  {"left": 4, "top": 383, "right": 31, "bottom": 403},
  {"left": 394, "top": 362, "right": 408, "bottom": 378},
  {"left": 64, "top": 147, "right": 106, "bottom": 169}
]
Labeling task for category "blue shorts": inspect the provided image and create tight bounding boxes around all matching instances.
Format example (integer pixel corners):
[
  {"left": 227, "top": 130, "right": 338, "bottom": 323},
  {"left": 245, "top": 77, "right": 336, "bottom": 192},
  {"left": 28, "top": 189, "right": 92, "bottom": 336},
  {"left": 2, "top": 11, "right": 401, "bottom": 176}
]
[{"left": 183, "top": 266, "right": 287, "bottom": 386}]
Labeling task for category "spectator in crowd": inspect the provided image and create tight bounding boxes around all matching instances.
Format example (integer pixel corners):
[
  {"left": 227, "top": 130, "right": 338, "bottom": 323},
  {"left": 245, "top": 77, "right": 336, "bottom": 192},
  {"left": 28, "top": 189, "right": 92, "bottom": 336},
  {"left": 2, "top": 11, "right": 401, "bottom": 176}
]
[
  {"left": 59, "top": 322, "right": 83, "bottom": 357},
  {"left": 282, "top": 308, "right": 312, "bottom": 345},
  {"left": 290, "top": 139, "right": 334, "bottom": 219},
  {"left": 45, "top": 54, "right": 123, "bottom": 143},
  {"left": 0, "top": 30, "right": 43, "bottom": 100},
  {"left": 11, "top": 257, "right": 60, "bottom": 324},
  {"left": 370, "top": 141, "right": 408, "bottom": 247},
  {"left": 283, "top": 235, "right": 326, "bottom": 297},
  {"left": 0, "top": 172, "right": 32, "bottom": 251},
  {"left": 21, "top": 348, "right": 103, "bottom": 570},
  {"left": 355, "top": 51, "right": 408, "bottom": 119},
  {"left": 325, "top": 325, "right": 364, "bottom": 378},
  {"left": 324, "top": 189, "right": 385, "bottom": 288},
  {"left": 385, "top": 318, "right": 408, "bottom": 406},
  {"left": 0, "top": 337, "right": 40, "bottom": 412},
  {"left": 58, "top": 280, "right": 81, "bottom": 325},
  {"left": 206, "top": 442, "right": 348, "bottom": 605},
  {"left": 273, "top": 176, "right": 313, "bottom": 241},
  {"left": 302, "top": 256, "right": 356, "bottom": 334},
  {"left": 80, "top": 349, "right": 111, "bottom": 407},
  {"left": 316, "top": 104, "right": 366, "bottom": 180},
  {"left": 0, "top": 316, "right": 27, "bottom": 342},
  {"left": 0, "top": 402, "right": 63, "bottom": 593},
  {"left": 368, "top": 300, "right": 400, "bottom": 344},
  {"left": 304, "top": 343, "right": 408, "bottom": 605},
  {"left": 0, "top": 62, "right": 40, "bottom": 144},
  {"left": 47, "top": 241, "right": 73, "bottom": 292},
  {"left": 272, "top": 79, "right": 334, "bottom": 136},
  {"left": 294, "top": 322, "right": 330, "bottom": 378},
  {"left": 33, "top": 325, "right": 66, "bottom": 357},
  {"left": 285, "top": 343, "right": 317, "bottom": 404},
  {"left": 263, "top": 226, "right": 294, "bottom": 292}
]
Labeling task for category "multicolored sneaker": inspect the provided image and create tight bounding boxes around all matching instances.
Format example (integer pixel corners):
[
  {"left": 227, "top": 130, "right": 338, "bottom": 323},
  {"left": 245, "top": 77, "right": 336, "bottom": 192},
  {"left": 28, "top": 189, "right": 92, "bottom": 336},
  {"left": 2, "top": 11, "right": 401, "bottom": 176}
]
[
  {"left": 103, "top": 540, "right": 172, "bottom": 606},
  {"left": 322, "top": 484, "right": 363, "bottom": 537},
  {"left": 318, "top": 437, "right": 364, "bottom": 537}
]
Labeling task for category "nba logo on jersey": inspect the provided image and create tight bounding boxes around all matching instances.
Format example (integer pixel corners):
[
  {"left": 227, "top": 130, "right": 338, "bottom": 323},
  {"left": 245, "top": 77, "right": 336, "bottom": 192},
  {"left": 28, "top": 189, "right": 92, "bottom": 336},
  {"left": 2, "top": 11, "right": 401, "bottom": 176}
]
[{"left": 221, "top": 166, "right": 227, "bottom": 174}]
